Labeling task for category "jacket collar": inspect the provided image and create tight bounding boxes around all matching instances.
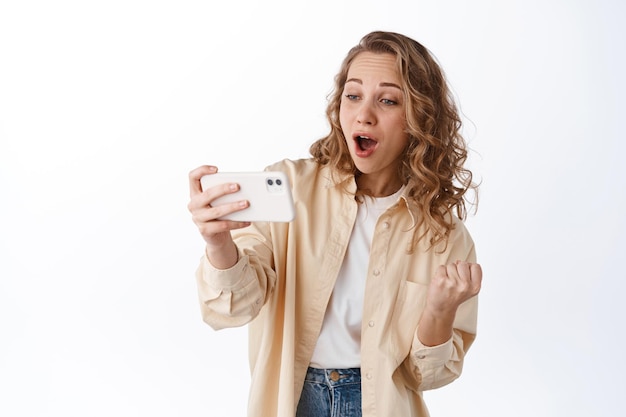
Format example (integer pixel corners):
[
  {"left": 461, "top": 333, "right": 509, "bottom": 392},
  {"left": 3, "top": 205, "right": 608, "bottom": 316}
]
[{"left": 321, "top": 164, "right": 420, "bottom": 229}]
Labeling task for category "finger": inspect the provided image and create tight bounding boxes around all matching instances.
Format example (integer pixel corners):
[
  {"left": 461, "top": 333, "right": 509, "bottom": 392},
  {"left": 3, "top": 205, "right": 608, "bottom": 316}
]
[
  {"left": 445, "top": 263, "right": 461, "bottom": 282},
  {"left": 223, "top": 220, "right": 252, "bottom": 230},
  {"left": 446, "top": 262, "right": 471, "bottom": 294},
  {"left": 469, "top": 263, "right": 483, "bottom": 293},
  {"left": 207, "top": 199, "right": 250, "bottom": 222},
  {"left": 469, "top": 263, "right": 482, "bottom": 280},
  {"left": 197, "top": 218, "right": 251, "bottom": 236},
  {"left": 454, "top": 261, "right": 472, "bottom": 283},
  {"left": 189, "top": 165, "right": 218, "bottom": 198},
  {"left": 191, "top": 195, "right": 250, "bottom": 223},
  {"left": 432, "top": 264, "right": 449, "bottom": 283},
  {"left": 187, "top": 189, "right": 215, "bottom": 215}
]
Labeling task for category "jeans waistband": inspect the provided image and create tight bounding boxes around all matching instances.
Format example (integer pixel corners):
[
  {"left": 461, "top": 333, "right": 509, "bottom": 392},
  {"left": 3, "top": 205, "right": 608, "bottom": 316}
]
[{"left": 304, "top": 367, "right": 361, "bottom": 387}]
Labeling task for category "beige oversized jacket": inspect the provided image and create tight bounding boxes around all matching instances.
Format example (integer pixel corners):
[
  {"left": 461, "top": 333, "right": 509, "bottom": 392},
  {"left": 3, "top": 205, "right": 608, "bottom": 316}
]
[{"left": 196, "top": 158, "right": 478, "bottom": 417}]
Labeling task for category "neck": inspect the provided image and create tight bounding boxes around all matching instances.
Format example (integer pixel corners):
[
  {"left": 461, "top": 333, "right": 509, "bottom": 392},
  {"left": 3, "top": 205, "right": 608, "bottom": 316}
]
[{"left": 356, "top": 174, "right": 403, "bottom": 197}]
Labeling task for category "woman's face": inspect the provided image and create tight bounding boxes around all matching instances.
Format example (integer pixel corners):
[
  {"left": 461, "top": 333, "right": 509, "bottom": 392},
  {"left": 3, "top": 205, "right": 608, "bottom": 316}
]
[{"left": 339, "top": 51, "right": 408, "bottom": 193}]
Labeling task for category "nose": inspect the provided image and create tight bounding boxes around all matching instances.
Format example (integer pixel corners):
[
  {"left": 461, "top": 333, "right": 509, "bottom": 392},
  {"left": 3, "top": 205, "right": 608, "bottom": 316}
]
[{"left": 356, "top": 100, "right": 377, "bottom": 125}]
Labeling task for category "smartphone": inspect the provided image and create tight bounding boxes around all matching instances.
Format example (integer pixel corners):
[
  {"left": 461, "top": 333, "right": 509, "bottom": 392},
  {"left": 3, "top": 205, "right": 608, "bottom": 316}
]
[{"left": 200, "top": 171, "right": 295, "bottom": 222}]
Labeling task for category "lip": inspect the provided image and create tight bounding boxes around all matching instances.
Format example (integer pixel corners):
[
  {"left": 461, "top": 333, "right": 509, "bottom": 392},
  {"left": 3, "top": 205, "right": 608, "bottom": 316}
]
[{"left": 352, "top": 132, "right": 379, "bottom": 157}]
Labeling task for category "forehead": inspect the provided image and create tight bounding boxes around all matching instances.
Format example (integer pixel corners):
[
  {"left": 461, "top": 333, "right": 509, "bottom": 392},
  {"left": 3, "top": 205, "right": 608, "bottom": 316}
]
[{"left": 346, "top": 52, "right": 400, "bottom": 83}]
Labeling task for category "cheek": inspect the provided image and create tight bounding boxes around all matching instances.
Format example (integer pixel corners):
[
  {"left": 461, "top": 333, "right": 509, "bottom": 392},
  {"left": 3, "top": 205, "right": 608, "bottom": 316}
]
[
  {"left": 339, "top": 108, "right": 350, "bottom": 134},
  {"left": 387, "top": 118, "right": 410, "bottom": 150},
  {"left": 389, "top": 115, "right": 408, "bottom": 137}
]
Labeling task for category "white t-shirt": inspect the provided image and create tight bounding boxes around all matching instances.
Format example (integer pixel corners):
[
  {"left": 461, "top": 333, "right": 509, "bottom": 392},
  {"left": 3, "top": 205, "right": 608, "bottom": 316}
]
[{"left": 310, "top": 186, "right": 405, "bottom": 369}]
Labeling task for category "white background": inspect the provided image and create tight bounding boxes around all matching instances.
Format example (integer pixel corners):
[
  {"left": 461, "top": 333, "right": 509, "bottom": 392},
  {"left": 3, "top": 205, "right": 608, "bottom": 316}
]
[{"left": 1, "top": 0, "right": 624, "bottom": 415}]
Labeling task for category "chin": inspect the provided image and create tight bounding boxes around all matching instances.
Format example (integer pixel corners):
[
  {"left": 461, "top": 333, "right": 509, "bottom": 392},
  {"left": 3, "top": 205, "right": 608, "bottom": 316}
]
[{"left": 352, "top": 162, "right": 375, "bottom": 175}]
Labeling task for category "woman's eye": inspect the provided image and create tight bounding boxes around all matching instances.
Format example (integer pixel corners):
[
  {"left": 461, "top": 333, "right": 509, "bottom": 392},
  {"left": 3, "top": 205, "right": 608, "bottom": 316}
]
[
  {"left": 381, "top": 98, "right": 398, "bottom": 105},
  {"left": 344, "top": 94, "right": 359, "bottom": 100}
]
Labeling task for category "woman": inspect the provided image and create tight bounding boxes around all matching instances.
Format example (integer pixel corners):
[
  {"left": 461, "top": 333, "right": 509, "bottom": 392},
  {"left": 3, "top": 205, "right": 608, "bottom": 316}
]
[{"left": 188, "top": 31, "right": 482, "bottom": 417}]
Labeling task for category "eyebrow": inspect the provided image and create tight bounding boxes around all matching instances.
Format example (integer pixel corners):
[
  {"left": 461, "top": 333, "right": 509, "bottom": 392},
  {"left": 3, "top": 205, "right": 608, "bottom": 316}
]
[{"left": 345, "top": 78, "right": 402, "bottom": 90}]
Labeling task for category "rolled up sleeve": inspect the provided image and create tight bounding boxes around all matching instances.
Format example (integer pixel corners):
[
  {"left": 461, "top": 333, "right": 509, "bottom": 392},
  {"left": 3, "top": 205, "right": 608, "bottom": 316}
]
[
  {"left": 410, "top": 328, "right": 472, "bottom": 390},
  {"left": 196, "top": 250, "right": 266, "bottom": 330}
]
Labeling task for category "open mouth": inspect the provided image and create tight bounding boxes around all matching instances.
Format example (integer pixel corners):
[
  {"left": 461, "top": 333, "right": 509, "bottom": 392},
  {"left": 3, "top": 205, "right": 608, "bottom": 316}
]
[{"left": 355, "top": 135, "right": 378, "bottom": 151}]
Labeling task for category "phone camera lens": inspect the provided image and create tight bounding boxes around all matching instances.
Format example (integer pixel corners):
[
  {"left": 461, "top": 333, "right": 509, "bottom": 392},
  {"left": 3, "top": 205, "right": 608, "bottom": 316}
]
[
  {"left": 267, "top": 179, "right": 274, "bottom": 186},
  {"left": 276, "top": 179, "right": 282, "bottom": 186}
]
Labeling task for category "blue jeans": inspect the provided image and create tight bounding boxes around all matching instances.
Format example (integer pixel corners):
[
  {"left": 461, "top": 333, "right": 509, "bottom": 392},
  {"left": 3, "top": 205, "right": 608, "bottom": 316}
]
[{"left": 296, "top": 367, "right": 362, "bottom": 417}]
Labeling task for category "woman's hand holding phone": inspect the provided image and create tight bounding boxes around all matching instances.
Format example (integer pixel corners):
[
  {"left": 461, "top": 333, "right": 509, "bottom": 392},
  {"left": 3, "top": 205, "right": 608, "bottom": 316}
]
[{"left": 187, "top": 165, "right": 250, "bottom": 269}]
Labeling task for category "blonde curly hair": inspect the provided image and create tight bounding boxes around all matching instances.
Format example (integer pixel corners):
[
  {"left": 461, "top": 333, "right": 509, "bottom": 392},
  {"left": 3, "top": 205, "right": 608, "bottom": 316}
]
[{"left": 310, "top": 31, "right": 478, "bottom": 250}]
